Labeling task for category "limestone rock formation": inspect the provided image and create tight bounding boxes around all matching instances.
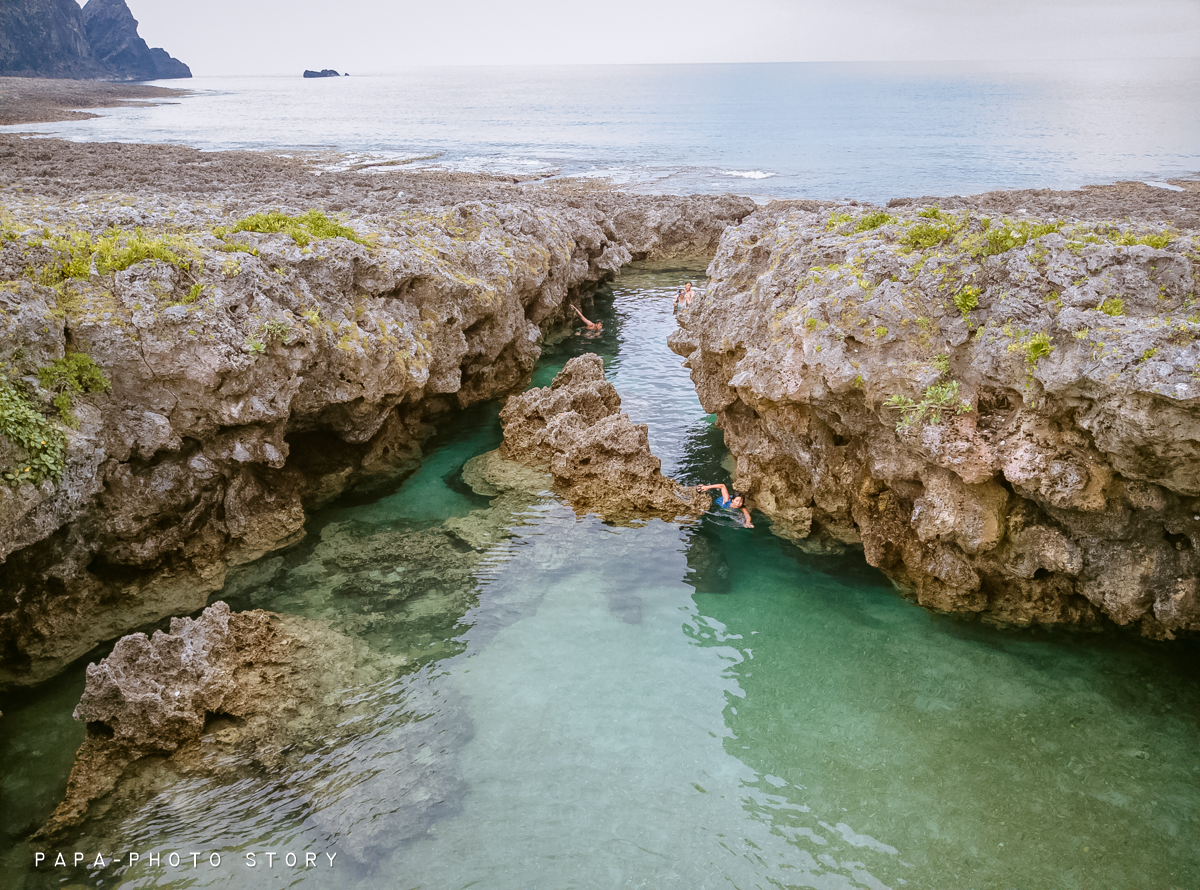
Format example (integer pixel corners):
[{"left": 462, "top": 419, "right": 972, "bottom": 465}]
[
  {"left": 673, "top": 200, "right": 1200, "bottom": 637},
  {"left": 0, "top": 0, "right": 189, "bottom": 80},
  {"left": 304, "top": 69, "right": 341, "bottom": 78},
  {"left": 499, "top": 353, "right": 710, "bottom": 519},
  {"left": 35, "top": 600, "right": 464, "bottom": 862},
  {"left": 38, "top": 602, "right": 385, "bottom": 835},
  {"left": 82, "top": 0, "right": 191, "bottom": 80},
  {"left": 0, "top": 137, "right": 755, "bottom": 689}
]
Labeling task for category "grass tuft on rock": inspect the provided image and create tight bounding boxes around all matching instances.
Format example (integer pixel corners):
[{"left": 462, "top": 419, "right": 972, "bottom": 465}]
[
  {"left": 37, "top": 353, "right": 110, "bottom": 427},
  {"left": 230, "top": 210, "right": 365, "bottom": 247}
]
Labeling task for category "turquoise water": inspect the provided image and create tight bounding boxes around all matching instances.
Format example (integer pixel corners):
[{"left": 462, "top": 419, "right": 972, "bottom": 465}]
[
  {"left": 1, "top": 266, "right": 1198, "bottom": 888},
  {"left": 6, "top": 60, "right": 1200, "bottom": 201}
]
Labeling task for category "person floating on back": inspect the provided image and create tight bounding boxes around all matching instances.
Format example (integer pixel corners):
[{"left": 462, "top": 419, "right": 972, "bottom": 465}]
[
  {"left": 570, "top": 304, "right": 603, "bottom": 337},
  {"left": 697, "top": 483, "right": 754, "bottom": 527}
]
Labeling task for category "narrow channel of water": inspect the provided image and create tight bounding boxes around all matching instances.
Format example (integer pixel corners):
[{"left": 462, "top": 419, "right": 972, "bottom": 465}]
[{"left": 1, "top": 265, "right": 1198, "bottom": 889}]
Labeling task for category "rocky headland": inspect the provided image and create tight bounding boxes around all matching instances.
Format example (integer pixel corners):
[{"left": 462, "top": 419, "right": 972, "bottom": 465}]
[
  {"left": 0, "top": 0, "right": 190, "bottom": 81},
  {"left": 497, "top": 352, "right": 710, "bottom": 519},
  {"left": 0, "top": 132, "right": 755, "bottom": 689},
  {"left": 671, "top": 191, "right": 1200, "bottom": 638}
]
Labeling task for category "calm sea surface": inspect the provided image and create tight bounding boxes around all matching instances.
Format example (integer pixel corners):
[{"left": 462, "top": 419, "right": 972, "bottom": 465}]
[{"left": 7, "top": 59, "right": 1200, "bottom": 201}]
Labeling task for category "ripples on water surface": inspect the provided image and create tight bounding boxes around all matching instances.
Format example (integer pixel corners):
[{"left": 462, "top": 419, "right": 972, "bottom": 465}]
[
  {"left": 1, "top": 266, "right": 1199, "bottom": 889},
  {"left": 6, "top": 60, "right": 1199, "bottom": 202}
]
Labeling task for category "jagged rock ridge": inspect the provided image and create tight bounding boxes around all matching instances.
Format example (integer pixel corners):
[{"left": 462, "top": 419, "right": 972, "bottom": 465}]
[{"left": 498, "top": 353, "right": 710, "bottom": 519}]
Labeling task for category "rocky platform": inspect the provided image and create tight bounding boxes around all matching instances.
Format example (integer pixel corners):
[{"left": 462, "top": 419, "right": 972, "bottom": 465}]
[
  {"left": 672, "top": 192, "right": 1200, "bottom": 638},
  {"left": 0, "top": 134, "right": 754, "bottom": 688},
  {"left": 498, "top": 353, "right": 709, "bottom": 519}
]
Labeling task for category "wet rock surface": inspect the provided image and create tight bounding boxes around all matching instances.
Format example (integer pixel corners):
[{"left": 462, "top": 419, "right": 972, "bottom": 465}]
[
  {"left": 673, "top": 196, "right": 1200, "bottom": 637},
  {"left": 499, "top": 353, "right": 710, "bottom": 519},
  {"left": 0, "top": 136, "right": 754, "bottom": 689}
]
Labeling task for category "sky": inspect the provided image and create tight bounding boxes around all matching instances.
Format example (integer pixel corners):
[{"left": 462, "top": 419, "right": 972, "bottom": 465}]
[{"left": 116, "top": 0, "right": 1200, "bottom": 76}]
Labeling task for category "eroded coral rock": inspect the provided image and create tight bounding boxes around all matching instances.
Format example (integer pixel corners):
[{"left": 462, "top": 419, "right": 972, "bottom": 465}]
[
  {"left": 0, "top": 140, "right": 755, "bottom": 689},
  {"left": 499, "top": 353, "right": 709, "bottom": 519},
  {"left": 676, "top": 199, "right": 1200, "bottom": 636},
  {"left": 35, "top": 601, "right": 458, "bottom": 863}
]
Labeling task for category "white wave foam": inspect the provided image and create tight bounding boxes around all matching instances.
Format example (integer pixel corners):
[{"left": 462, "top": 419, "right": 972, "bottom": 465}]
[
  {"left": 1142, "top": 180, "right": 1185, "bottom": 192},
  {"left": 722, "top": 170, "right": 775, "bottom": 180}
]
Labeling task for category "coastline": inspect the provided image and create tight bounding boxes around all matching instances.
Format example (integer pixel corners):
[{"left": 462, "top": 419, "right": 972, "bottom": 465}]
[
  {"left": 2, "top": 83, "right": 1199, "bottom": 888},
  {"left": 0, "top": 78, "right": 188, "bottom": 127}
]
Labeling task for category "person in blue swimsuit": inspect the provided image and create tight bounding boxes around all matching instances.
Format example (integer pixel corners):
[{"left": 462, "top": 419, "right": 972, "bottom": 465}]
[{"left": 697, "top": 483, "right": 753, "bottom": 527}]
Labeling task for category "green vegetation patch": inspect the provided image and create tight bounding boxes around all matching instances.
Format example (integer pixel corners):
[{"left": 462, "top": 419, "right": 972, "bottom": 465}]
[
  {"left": 1099, "top": 297, "right": 1125, "bottom": 317},
  {"left": 901, "top": 221, "right": 954, "bottom": 249},
  {"left": 37, "top": 353, "right": 110, "bottom": 427},
  {"left": 825, "top": 211, "right": 854, "bottom": 231},
  {"left": 978, "top": 220, "right": 1062, "bottom": 257},
  {"left": 884, "top": 379, "right": 971, "bottom": 431},
  {"left": 32, "top": 228, "right": 199, "bottom": 288},
  {"left": 0, "top": 369, "right": 67, "bottom": 483},
  {"left": 954, "top": 285, "right": 980, "bottom": 320},
  {"left": 1022, "top": 331, "right": 1053, "bottom": 365},
  {"left": 854, "top": 211, "right": 895, "bottom": 233},
  {"left": 227, "top": 210, "right": 365, "bottom": 247}
]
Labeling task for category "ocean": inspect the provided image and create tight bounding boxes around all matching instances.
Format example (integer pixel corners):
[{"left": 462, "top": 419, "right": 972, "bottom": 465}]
[{"left": 6, "top": 58, "right": 1200, "bottom": 202}]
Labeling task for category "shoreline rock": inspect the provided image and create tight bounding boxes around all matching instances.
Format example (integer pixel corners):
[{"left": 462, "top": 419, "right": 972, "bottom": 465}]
[
  {"left": 673, "top": 197, "right": 1200, "bottom": 638},
  {"left": 32, "top": 601, "right": 455, "bottom": 863},
  {"left": 498, "top": 353, "right": 710, "bottom": 519},
  {"left": 0, "top": 135, "right": 754, "bottom": 689}
]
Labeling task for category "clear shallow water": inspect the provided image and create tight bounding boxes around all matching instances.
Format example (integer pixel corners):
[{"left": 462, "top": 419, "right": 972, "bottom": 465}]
[
  {"left": 1, "top": 266, "right": 1199, "bottom": 889},
  {"left": 6, "top": 60, "right": 1200, "bottom": 202}
]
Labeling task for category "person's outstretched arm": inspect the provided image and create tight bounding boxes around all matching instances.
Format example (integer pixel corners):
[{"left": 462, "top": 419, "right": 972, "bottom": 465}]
[
  {"left": 697, "top": 483, "right": 730, "bottom": 499},
  {"left": 739, "top": 507, "right": 754, "bottom": 528},
  {"left": 571, "top": 304, "right": 589, "bottom": 323}
]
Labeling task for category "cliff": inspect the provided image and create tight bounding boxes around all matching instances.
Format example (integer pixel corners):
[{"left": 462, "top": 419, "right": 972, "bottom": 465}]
[
  {"left": 0, "top": 0, "right": 189, "bottom": 80},
  {"left": 0, "top": 134, "right": 754, "bottom": 688},
  {"left": 82, "top": 0, "right": 191, "bottom": 80},
  {"left": 671, "top": 190, "right": 1200, "bottom": 638}
]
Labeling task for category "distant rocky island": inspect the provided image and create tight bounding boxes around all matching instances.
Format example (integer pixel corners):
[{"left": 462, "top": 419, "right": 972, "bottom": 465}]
[
  {"left": 303, "top": 69, "right": 341, "bottom": 78},
  {"left": 0, "top": 0, "right": 190, "bottom": 80}
]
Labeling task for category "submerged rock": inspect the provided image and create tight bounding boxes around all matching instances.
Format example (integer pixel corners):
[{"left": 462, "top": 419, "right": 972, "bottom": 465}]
[
  {"left": 499, "top": 353, "right": 710, "bottom": 519},
  {"left": 35, "top": 601, "right": 461, "bottom": 863},
  {"left": 674, "top": 199, "right": 1200, "bottom": 637}
]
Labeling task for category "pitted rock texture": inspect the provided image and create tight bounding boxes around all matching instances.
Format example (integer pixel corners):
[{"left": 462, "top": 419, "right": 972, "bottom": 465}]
[
  {"left": 672, "top": 197, "right": 1200, "bottom": 638},
  {"left": 499, "top": 353, "right": 709, "bottom": 519},
  {"left": 35, "top": 601, "right": 455, "bottom": 862},
  {"left": 0, "top": 136, "right": 755, "bottom": 688}
]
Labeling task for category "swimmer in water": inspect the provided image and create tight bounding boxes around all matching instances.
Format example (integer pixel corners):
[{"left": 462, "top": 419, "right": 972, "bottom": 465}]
[
  {"left": 570, "top": 304, "right": 603, "bottom": 337},
  {"left": 697, "top": 483, "right": 753, "bottom": 527},
  {"left": 673, "top": 281, "right": 695, "bottom": 310}
]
